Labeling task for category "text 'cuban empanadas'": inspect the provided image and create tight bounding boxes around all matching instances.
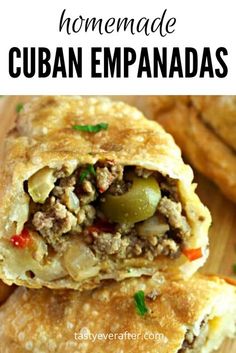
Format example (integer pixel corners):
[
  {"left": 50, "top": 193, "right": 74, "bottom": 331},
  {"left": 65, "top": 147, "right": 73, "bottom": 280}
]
[
  {"left": 0, "top": 274, "right": 235, "bottom": 353},
  {"left": 0, "top": 96, "right": 211, "bottom": 289}
]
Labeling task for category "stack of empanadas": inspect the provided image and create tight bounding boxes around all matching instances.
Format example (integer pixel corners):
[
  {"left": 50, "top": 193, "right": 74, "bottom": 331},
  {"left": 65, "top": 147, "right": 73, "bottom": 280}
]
[{"left": 0, "top": 96, "right": 235, "bottom": 353}]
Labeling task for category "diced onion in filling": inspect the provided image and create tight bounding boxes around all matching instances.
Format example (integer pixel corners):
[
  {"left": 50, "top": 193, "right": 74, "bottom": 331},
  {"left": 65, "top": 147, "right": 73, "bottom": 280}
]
[
  {"left": 65, "top": 191, "right": 80, "bottom": 211},
  {"left": 9, "top": 194, "right": 30, "bottom": 234},
  {"left": 28, "top": 167, "right": 56, "bottom": 204},
  {"left": 63, "top": 240, "right": 100, "bottom": 281},
  {"left": 137, "top": 215, "right": 170, "bottom": 239}
]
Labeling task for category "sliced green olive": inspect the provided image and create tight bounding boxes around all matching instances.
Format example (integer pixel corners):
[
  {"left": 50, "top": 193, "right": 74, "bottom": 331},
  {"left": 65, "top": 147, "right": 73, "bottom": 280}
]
[
  {"left": 28, "top": 167, "right": 56, "bottom": 204},
  {"left": 100, "top": 175, "right": 161, "bottom": 224}
]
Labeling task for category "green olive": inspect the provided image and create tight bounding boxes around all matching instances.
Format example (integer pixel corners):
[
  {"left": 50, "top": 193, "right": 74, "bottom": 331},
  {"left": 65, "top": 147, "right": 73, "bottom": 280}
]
[
  {"left": 28, "top": 167, "right": 56, "bottom": 204},
  {"left": 100, "top": 175, "right": 161, "bottom": 224}
]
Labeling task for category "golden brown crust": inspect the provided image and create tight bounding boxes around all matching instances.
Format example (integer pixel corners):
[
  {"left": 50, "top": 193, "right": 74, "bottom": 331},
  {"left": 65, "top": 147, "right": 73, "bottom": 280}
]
[
  {"left": 148, "top": 96, "right": 236, "bottom": 203},
  {"left": 0, "top": 274, "right": 235, "bottom": 353},
  {"left": 191, "top": 96, "right": 236, "bottom": 151},
  {"left": 0, "top": 96, "right": 211, "bottom": 289}
]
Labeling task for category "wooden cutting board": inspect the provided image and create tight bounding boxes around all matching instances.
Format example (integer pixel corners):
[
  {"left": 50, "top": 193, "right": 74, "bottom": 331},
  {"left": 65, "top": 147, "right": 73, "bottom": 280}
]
[{"left": 0, "top": 96, "right": 235, "bottom": 353}]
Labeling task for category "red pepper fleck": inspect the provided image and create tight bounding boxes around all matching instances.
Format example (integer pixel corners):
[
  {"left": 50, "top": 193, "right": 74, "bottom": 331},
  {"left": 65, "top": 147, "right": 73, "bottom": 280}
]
[
  {"left": 182, "top": 247, "right": 203, "bottom": 261},
  {"left": 10, "top": 229, "right": 31, "bottom": 249},
  {"left": 87, "top": 220, "right": 115, "bottom": 234}
]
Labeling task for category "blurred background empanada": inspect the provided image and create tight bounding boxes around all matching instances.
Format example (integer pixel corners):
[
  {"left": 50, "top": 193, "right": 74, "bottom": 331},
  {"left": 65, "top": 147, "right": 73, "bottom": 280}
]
[
  {"left": 191, "top": 96, "right": 236, "bottom": 152},
  {"left": 117, "top": 96, "right": 236, "bottom": 203}
]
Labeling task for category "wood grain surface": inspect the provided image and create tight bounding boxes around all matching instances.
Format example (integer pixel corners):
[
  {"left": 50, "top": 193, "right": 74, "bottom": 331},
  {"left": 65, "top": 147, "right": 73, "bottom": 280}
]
[{"left": 0, "top": 96, "right": 235, "bottom": 353}]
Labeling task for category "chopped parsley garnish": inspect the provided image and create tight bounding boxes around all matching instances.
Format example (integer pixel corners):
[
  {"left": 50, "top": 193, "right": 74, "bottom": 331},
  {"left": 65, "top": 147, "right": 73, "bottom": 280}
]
[
  {"left": 16, "top": 103, "right": 24, "bottom": 113},
  {"left": 79, "top": 165, "right": 96, "bottom": 183},
  {"left": 233, "top": 264, "right": 236, "bottom": 274},
  {"left": 134, "top": 290, "right": 148, "bottom": 316},
  {"left": 72, "top": 122, "right": 108, "bottom": 133}
]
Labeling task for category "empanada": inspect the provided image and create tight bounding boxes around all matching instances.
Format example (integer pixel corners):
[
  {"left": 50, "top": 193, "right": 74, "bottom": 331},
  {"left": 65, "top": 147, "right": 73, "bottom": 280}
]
[
  {"left": 0, "top": 274, "right": 235, "bottom": 353},
  {"left": 191, "top": 96, "right": 236, "bottom": 152},
  {"left": 148, "top": 96, "right": 236, "bottom": 203},
  {"left": 0, "top": 96, "right": 210, "bottom": 289}
]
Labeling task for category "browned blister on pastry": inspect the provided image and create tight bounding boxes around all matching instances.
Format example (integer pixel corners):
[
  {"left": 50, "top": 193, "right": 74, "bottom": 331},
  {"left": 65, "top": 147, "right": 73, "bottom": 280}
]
[
  {"left": 0, "top": 96, "right": 210, "bottom": 289},
  {"left": 0, "top": 274, "right": 235, "bottom": 353},
  {"left": 0, "top": 281, "right": 14, "bottom": 304}
]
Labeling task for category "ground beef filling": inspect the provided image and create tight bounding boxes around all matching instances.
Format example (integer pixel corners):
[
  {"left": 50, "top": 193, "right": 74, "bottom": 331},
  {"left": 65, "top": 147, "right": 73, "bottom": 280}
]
[
  {"left": 29, "top": 164, "right": 190, "bottom": 260},
  {"left": 178, "top": 320, "right": 209, "bottom": 353}
]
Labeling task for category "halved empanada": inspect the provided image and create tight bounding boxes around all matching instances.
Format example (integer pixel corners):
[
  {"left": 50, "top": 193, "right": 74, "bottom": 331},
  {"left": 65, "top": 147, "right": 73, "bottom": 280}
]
[{"left": 0, "top": 96, "right": 211, "bottom": 289}]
